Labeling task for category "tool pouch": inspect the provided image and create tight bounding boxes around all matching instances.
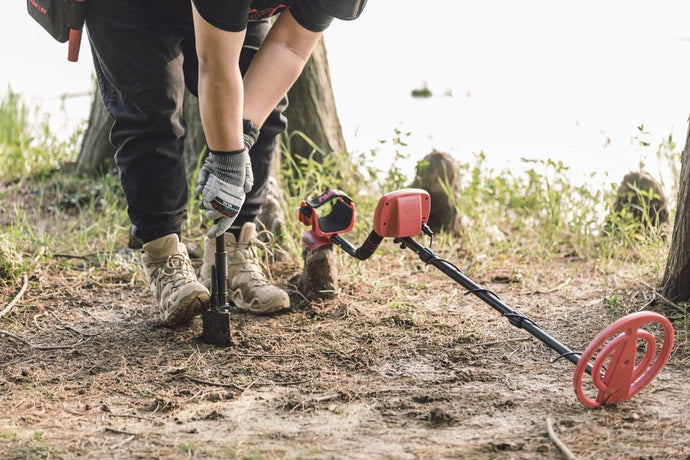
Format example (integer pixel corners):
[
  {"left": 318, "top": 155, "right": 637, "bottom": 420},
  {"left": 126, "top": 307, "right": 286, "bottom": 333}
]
[{"left": 27, "top": 0, "right": 71, "bottom": 43}]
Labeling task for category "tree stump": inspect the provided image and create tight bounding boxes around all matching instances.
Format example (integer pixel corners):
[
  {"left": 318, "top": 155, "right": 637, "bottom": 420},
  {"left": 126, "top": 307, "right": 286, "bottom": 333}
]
[
  {"left": 410, "top": 150, "right": 462, "bottom": 234},
  {"left": 293, "top": 245, "right": 339, "bottom": 301},
  {"left": 611, "top": 170, "right": 669, "bottom": 228}
]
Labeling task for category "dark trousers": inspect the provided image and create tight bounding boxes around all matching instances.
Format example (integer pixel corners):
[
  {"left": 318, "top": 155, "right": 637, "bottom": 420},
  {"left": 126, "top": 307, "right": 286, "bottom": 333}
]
[{"left": 85, "top": 0, "right": 287, "bottom": 243}]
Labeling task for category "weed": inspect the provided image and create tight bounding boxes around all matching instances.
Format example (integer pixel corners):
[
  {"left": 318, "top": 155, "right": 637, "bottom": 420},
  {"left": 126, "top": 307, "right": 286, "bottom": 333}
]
[
  {"left": 0, "top": 88, "right": 79, "bottom": 182},
  {"left": 0, "top": 89, "right": 682, "bottom": 307},
  {"left": 179, "top": 441, "right": 199, "bottom": 454},
  {"left": 604, "top": 294, "right": 622, "bottom": 312},
  {"left": 0, "top": 424, "right": 18, "bottom": 440}
]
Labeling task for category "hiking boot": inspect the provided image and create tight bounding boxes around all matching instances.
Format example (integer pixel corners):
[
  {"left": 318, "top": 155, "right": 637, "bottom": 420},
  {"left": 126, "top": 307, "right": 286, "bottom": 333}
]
[
  {"left": 199, "top": 222, "right": 290, "bottom": 315},
  {"left": 142, "top": 234, "right": 210, "bottom": 325}
]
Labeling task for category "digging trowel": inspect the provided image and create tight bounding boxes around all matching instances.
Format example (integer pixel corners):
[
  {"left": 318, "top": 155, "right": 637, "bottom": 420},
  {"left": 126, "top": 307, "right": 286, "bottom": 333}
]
[{"left": 201, "top": 232, "right": 233, "bottom": 347}]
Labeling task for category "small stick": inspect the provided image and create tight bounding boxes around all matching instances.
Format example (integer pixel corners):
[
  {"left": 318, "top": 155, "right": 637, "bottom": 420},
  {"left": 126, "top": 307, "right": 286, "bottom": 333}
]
[
  {"left": 108, "top": 412, "right": 164, "bottom": 425},
  {"left": 478, "top": 337, "right": 532, "bottom": 347},
  {"left": 184, "top": 375, "right": 307, "bottom": 391},
  {"left": 240, "top": 378, "right": 261, "bottom": 397},
  {"left": 546, "top": 417, "right": 577, "bottom": 460},
  {"left": 0, "top": 273, "right": 29, "bottom": 320},
  {"left": 0, "top": 329, "right": 32, "bottom": 347},
  {"left": 110, "top": 435, "right": 135, "bottom": 450},
  {"left": 523, "top": 277, "right": 572, "bottom": 295},
  {"left": 629, "top": 279, "right": 686, "bottom": 315},
  {"left": 104, "top": 427, "right": 137, "bottom": 436},
  {"left": 0, "top": 330, "right": 86, "bottom": 350},
  {"left": 184, "top": 376, "right": 244, "bottom": 391}
]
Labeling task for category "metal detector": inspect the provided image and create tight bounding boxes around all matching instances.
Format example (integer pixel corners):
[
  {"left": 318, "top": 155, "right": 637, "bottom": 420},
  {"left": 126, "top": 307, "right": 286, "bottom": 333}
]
[{"left": 299, "top": 188, "right": 675, "bottom": 408}]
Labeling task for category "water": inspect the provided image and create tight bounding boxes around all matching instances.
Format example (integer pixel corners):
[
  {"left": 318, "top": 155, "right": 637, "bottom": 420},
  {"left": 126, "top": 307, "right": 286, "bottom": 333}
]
[
  {"left": 325, "top": 0, "right": 690, "bottom": 192},
  {"left": 5, "top": 0, "right": 690, "bottom": 194}
]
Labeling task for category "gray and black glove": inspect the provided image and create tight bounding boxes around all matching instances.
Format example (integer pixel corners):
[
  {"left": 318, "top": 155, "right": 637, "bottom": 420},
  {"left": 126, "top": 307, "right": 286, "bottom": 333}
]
[
  {"left": 197, "top": 149, "right": 251, "bottom": 238},
  {"left": 196, "top": 119, "right": 261, "bottom": 238}
]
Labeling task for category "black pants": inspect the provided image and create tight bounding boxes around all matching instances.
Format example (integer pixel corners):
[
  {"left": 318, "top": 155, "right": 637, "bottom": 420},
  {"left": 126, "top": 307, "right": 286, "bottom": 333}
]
[{"left": 86, "top": 0, "right": 287, "bottom": 243}]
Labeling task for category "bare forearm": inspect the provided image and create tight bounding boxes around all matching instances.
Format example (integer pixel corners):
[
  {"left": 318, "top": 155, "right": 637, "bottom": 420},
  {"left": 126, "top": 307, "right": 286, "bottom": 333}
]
[
  {"left": 244, "top": 11, "right": 322, "bottom": 128},
  {"left": 192, "top": 3, "right": 245, "bottom": 152},
  {"left": 198, "top": 67, "right": 244, "bottom": 151}
]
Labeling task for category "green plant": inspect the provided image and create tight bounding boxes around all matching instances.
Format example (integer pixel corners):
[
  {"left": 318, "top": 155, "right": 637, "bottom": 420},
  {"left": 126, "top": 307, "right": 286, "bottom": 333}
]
[
  {"left": 0, "top": 89, "right": 80, "bottom": 182},
  {"left": 179, "top": 441, "right": 199, "bottom": 454}
]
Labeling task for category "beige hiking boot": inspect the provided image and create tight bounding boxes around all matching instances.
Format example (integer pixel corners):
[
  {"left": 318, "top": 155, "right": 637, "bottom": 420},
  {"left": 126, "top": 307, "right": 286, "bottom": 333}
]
[
  {"left": 142, "top": 234, "right": 210, "bottom": 325},
  {"left": 199, "top": 222, "right": 289, "bottom": 315}
]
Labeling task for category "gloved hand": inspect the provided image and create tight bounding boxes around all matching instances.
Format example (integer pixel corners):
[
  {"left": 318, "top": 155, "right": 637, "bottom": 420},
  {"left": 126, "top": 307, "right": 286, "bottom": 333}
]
[
  {"left": 197, "top": 149, "right": 252, "bottom": 238},
  {"left": 197, "top": 119, "right": 261, "bottom": 238}
]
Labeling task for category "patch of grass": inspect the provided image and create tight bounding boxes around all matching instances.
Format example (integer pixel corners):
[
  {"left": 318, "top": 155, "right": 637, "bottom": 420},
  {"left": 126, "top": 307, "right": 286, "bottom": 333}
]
[
  {"left": 0, "top": 232, "right": 25, "bottom": 283},
  {"left": 0, "top": 89, "right": 682, "bottom": 304},
  {"left": 5, "top": 172, "right": 131, "bottom": 277},
  {"left": 0, "top": 424, "right": 53, "bottom": 459},
  {"left": 0, "top": 88, "right": 80, "bottom": 182},
  {"left": 0, "top": 424, "right": 18, "bottom": 441},
  {"left": 179, "top": 440, "right": 200, "bottom": 454},
  {"left": 9, "top": 441, "right": 51, "bottom": 459}
]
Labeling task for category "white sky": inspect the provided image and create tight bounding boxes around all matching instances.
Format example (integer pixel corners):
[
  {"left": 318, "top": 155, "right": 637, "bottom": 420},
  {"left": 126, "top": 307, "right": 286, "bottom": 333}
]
[{"left": 5, "top": 1, "right": 690, "bottom": 185}]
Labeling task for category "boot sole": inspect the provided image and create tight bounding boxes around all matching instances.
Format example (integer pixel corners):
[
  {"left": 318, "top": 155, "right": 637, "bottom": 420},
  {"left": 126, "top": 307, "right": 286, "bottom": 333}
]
[
  {"left": 229, "top": 288, "right": 289, "bottom": 315},
  {"left": 163, "top": 291, "right": 210, "bottom": 325}
]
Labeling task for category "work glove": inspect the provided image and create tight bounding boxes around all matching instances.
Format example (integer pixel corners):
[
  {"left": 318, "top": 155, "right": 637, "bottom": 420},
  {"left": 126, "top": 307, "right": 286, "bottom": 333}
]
[
  {"left": 196, "top": 119, "right": 260, "bottom": 238},
  {"left": 197, "top": 149, "right": 252, "bottom": 238},
  {"left": 196, "top": 120, "right": 261, "bottom": 238}
]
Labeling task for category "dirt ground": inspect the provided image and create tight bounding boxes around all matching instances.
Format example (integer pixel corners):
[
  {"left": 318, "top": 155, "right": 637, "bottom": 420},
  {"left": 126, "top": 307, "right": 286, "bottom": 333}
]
[{"left": 1, "top": 225, "right": 689, "bottom": 459}]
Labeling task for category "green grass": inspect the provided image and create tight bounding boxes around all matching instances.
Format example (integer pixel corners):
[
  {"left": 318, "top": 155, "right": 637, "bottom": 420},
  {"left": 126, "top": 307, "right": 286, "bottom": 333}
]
[
  {"left": 0, "top": 89, "right": 681, "bottom": 290},
  {"left": 0, "top": 88, "right": 80, "bottom": 182}
]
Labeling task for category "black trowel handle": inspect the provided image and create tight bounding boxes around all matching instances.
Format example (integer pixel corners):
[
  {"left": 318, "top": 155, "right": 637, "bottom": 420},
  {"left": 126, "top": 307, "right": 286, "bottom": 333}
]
[{"left": 213, "top": 233, "right": 229, "bottom": 309}]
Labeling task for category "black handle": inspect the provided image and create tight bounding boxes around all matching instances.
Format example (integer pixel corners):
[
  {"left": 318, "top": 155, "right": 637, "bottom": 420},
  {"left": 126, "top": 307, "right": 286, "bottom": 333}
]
[{"left": 331, "top": 230, "right": 383, "bottom": 261}]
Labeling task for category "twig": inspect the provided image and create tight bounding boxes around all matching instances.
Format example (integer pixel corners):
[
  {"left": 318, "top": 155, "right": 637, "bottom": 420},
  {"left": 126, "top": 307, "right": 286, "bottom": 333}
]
[
  {"left": 240, "top": 377, "right": 260, "bottom": 397},
  {"left": 654, "top": 294, "right": 685, "bottom": 313},
  {"left": 48, "top": 311, "right": 101, "bottom": 337},
  {"left": 104, "top": 427, "right": 138, "bottom": 436},
  {"left": 33, "top": 314, "right": 44, "bottom": 330},
  {"left": 478, "top": 337, "right": 532, "bottom": 347},
  {"left": 184, "top": 376, "right": 244, "bottom": 391},
  {"left": 184, "top": 375, "right": 307, "bottom": 392},
  {"left": 108, "top": 412, "right": 164, "bottom": 425},
  {"left": 628, "top": 278, "right": 688, "bottom": 315},
  {"left": 546, "top": 417, "right": 577, "bottom": 460},
  {"left": 313, "top": 392, "right": 342, "bottom": 403},
  {"left": 0, "top": 273, "right": 29, "bottom": 320},
  {"left": 231, "top": 351, "right": 302, "bottom": 359},
  {"left": 51, "top": 253, "right": 92, "bottom": 260},
  {"left": 110, "top": 435, "right": 135, "bottom": 450},
  {"left": 0, "top": 329, "right": 86, "bottom": 350},
  {"left": 523, "top": 278, "right": 572, "bottom": 295},
  {"left": 0, "top": 329, "right": 32, "bottom": 347},
  {"left": 284, "top": 286, "right": 309, "bottom": 302}
]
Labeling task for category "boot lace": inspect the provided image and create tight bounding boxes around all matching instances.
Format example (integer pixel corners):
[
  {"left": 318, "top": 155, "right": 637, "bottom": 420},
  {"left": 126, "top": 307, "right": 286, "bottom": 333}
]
[
  {"left": 228, "top": 230, "right": 276, "bottom": 284},
  {"left": 153, "top": 254, "right": 196, "bottom": 290}
]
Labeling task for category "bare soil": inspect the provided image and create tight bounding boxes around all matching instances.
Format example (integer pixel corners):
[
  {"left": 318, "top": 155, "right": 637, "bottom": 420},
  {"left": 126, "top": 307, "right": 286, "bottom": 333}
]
[{"left": 1, "top": 193, "right": 689, "bottom": 459}]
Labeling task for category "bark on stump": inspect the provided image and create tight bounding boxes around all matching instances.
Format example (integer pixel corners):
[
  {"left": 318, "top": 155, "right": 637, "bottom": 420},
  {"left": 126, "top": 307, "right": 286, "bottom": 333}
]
[
  {"left": 611, "top": 170, "right": 669, "bottom": 228},
  {"left": 293, "top": 245, "right": 339, "bottom": 301},
  {"left": 410, "top": 150, "right": 462, "bottom": 234},
  {"left": 283, "top": 37, "right": 346, "bottom": 161},
  {"left": 76, "top": 88, "right": 205, "bottom": 178}
]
